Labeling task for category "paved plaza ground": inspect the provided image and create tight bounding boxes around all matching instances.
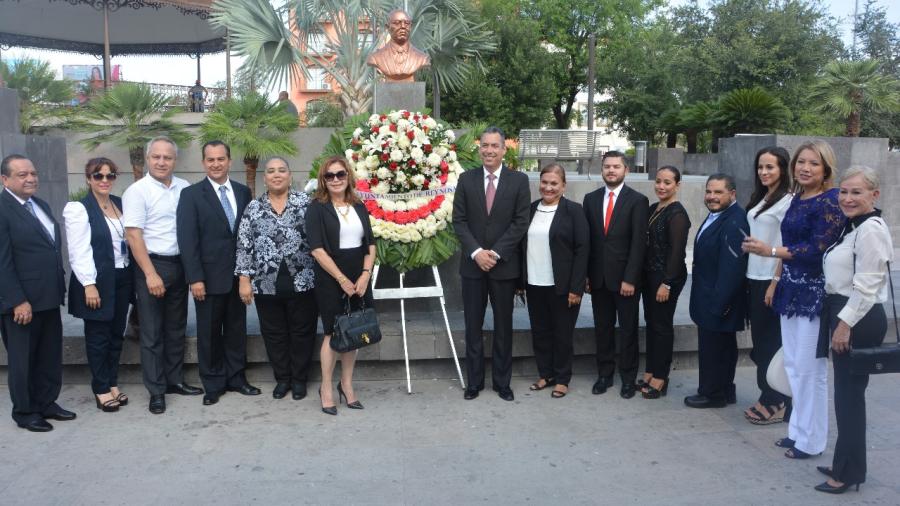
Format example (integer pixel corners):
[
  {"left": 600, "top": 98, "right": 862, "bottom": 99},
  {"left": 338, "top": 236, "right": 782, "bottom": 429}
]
[{"left": 1, "top": 366, "right": 899, "bottom": 505}]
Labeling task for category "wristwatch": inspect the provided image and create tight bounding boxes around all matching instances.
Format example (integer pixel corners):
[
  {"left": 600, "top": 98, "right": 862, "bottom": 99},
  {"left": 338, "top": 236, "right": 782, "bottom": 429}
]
[
  {"left": 661, "top": 283, "right": 671, "bottom": 290},
  {"left": 771, "top": 247, "right": 777, "bottom": 257}
]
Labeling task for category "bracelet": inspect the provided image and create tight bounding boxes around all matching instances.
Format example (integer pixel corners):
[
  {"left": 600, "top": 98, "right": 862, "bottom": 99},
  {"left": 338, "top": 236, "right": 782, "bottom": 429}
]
[
  {"left": 771, "top": 247, "right": 777, "bottom": 258},
  {"left": 661, "top": 284, "right": 671, "bottom": 290},
  {"left": 337, "top": 275, "right": 347, "bottom": 284},
  {"left": 361, "top": 268, "right": 371, "bottom": 273},
  {"left": 772, "top": 276, "right": 781, "bottom": 282}
]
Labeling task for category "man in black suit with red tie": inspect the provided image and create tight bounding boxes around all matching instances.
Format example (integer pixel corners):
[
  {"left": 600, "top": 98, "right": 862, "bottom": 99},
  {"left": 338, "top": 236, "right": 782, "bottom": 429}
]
[
  {"left": 0, "top": 154, "right": 76, "bottom": 431},
  {"left": 176, "top": 141, "right": 260, "bottom": 405},
  {"left": 583, "top": 151, "right": 649, "bottom": 399},
  {"left": 453, "top": 127, "right": 531, "bottom": 401}
]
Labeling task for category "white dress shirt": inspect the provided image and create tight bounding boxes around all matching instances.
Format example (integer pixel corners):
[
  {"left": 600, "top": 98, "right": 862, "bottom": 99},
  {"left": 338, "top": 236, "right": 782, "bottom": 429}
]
[
  {"left": 122, "top": 174, "right": 189, "bottom": 255},
  {"left": 5, "top": 187, "right": 55, "bottom": 241},
  {"left": 209, "top": 177, "right": 237, "bottom": 217},
  {"left": 63, "top": 201, "right": 129, "bottom": 286},
  {"left": 336, "top": 205, "right": 364, "bottom": 249},
  {"left": 601, "top": 183, "right": 624, "bottom": 225},
  {"left": 746, "top": 194, "right": 792, "bottom": 280},
  {"left": 823, "top": 217, "right": 893, "bottom": 328},
  {"left": 526, "top": 203, "right": 556, "bottom": 286}
]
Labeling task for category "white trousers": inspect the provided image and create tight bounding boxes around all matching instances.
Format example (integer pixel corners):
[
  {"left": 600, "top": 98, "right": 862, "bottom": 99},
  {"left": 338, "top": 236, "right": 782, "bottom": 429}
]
[{"left": 781, "top": 315, "right": 828, "bottom": 455}]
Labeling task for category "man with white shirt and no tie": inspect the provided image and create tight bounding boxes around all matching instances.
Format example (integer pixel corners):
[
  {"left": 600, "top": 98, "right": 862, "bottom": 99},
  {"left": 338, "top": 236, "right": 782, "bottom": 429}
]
[{"left": 123, "top": 137, "right": 202, "bottom": 414}]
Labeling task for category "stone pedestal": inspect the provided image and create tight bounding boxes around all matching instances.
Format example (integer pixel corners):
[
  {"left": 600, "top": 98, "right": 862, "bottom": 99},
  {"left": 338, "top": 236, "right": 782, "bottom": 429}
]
[{"left": 373, "top": 82, "right": 426, "bottom": 113}]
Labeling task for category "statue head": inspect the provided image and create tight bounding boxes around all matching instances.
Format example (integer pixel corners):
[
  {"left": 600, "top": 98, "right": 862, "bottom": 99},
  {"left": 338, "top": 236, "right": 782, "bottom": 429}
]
[{"left": 387, "top": 9, "right": 412, "bottom": 45}]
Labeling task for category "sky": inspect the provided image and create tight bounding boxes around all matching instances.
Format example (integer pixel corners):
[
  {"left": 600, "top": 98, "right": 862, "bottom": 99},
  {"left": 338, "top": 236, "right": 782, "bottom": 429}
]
[{"left": 1, "top": 0, "right": 897, "bottom": 93}]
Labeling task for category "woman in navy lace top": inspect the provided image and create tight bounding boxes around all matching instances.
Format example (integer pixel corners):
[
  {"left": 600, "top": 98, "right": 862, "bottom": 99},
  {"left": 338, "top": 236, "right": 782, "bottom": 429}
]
[{"left": 743, "top": 140, "right": 845, "bottom": 460}]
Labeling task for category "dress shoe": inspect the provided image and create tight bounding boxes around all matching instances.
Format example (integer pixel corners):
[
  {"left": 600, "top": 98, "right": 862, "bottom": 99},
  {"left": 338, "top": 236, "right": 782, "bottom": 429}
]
[
  {"left": 592, "top": 377, "right": 612, "bottom": 395},
  {"left": 337, "top": 382, "right": 363, "bottom": 409},
  {"left": 202, "top": 392, "right": 221, "bottom": 406},
  {"left": 291, "top": 382, "right": 307, "bottom": 401},
  {"left": 814, "top": 481, "right": 860, "bottom": 494},
  {"left": 318, "top": 387, "right": 337, "bottom": 416},
  {"left": 273, "top": 383, "right": 290, "bottom": 399},
  {"left": 463, "top": 388, "right": 480, "bottom": 400},
  {"left": 42, "top": 404, "right": 77, "bottom": 421},
  {"left": 18, "top": 418, "right": 53, "bottom": 432},
  {"left": 227, "top": 383, "right": 262, "bottom": 396},
  {"left": 620, "top": 383, "right": 636, "bottom": 399},
  {"left": 816, "top": 466, "right": 834, "bottom": 478},
  {"left": 684, "top": 394, "right": 727, "bottom": 408},
  {"left": 149, "top": 394, "right": 166, "bottom": 414},
  {"left": 166, "top": 383, "right": 203, "bottom": 396},
  {"left": 495, "top": 387, "right": 514, "bottom": 402}
]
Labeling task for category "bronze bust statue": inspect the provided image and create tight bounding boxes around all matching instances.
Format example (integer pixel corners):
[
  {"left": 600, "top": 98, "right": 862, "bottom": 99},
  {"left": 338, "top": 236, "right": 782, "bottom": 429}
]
[{"left": 367, "top": 9, "right": 430, "bottom": 82}]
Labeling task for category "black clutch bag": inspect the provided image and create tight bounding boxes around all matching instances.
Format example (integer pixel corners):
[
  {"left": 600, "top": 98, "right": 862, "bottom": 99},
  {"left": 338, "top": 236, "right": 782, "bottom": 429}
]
[
  {"left": 849, "top": 255, "right": 900, "bottom": 375},
  {"left": 331, "top": 295, "right": 382, "bottom": 353}
]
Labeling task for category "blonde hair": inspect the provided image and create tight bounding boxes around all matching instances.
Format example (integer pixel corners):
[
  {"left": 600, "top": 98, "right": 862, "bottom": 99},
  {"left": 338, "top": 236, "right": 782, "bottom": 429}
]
[
  {"left": 315, "top": 156, "right": 360, "bottom": 205},
  {"left": 790, "top": 140, "right": 837, "bottom": 194}
]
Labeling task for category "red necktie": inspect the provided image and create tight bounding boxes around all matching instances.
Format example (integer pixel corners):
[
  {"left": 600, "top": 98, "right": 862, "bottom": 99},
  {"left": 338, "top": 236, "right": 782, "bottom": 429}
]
[
  {"left": 604, "top": 191, "right": 614, "bottom": 234},
  {"left": 486, "top": 173, "right": 497, "bottom": 214}
]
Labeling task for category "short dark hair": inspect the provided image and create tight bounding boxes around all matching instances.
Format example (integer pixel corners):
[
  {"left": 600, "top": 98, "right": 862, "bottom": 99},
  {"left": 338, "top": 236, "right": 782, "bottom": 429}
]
[
  {"left": 707, "top": 173, "right": 736, "bottom": 191},
  {"left": 1, "top": 154, "right": 28, "bottom": 177},
  {"left": 480, "top": 126, "right": 506, "bottom": 143},
  {"left": 202, "top": 140, "right": 231, "bottom": 159},
  {"left": 657, "top": 165, "right": 681, "bottom": 183},
  {"left": 602, "top": 150, "right": 628, "bottom": 167},
  {"left": 85, "top": 157, "right": 119, "bottom": 178}
]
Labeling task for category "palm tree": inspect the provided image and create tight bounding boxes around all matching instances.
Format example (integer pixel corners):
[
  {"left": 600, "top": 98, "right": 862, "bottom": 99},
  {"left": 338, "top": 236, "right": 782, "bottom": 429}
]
[
  {"left": 210, "top": 0, "right": 495, "bottom": 117},
  {"left": 710, "top": 87, "right": 791, "bottom": 138},
  {"left": 199, "top": 93, "right": 299, "bottom": 195},
  {"left": 74, "top": 83, "right": 192, "bottom": 180},
  {"left": 1, "top": 58, "right": 74, "bottom": 134},
  {"left": 810, "top": 59, "right": 900, "bottom": 137}
]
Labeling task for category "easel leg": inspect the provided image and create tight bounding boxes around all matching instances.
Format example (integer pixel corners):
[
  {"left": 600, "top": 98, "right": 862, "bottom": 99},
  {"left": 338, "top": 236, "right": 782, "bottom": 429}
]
[
  {"left": 400, "top": 272, "right": 412, "bottom": 394},
  {"left": 433, "top": 266, "right": 466, "bottom": 389}
]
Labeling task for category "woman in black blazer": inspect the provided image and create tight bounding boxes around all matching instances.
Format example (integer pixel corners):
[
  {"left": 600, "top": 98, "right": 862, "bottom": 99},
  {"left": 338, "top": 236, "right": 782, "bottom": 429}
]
[
  {"left": 63, "top": 158, "right": 133, "bottom": 412},
  {"left": 522, "top": 164, "right": 589, "bottom": 398},
  {"left": 307, "top": 156, "right": 376, "bottom": 415}
]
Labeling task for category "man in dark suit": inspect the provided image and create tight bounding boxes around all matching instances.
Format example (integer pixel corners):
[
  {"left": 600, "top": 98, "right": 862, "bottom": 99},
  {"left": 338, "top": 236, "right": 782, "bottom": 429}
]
[
  {"left": 583, "top": 151, "right": 649, "bottom": 399},
  {"left": 177, "top": 141, "right": 260, "bottom": 405},
  {"left": 0, "top": 154, "right": 76, "bottom": 431},
  {"left": 453, "top": 127, "right": 530, "bottom": 401},
  {"left": 685, "top": 173, "right": 749, "bottom": 408}
]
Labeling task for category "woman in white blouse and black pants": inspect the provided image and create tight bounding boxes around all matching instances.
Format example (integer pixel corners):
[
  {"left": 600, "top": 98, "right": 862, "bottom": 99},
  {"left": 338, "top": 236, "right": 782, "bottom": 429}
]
[
  {"left": 64, "top": 158, "right": 133, "bottom": 412},
  {"left": 522, "top": 164, "right": 589, "bottom": 398},
  {"left": 816, "top": 166, "right": 893, "bottom": 494}
]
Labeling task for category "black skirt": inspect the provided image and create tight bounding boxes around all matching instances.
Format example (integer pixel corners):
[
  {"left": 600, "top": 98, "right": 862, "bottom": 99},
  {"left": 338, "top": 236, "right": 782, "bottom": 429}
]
[{"left": 314, "top": 245, "right": 373, "bottom": 335}]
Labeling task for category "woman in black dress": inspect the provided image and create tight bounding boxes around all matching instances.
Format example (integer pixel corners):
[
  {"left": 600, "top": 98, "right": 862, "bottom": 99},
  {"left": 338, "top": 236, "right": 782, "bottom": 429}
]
[
  {"left": 639, "top": 166, "right": 690, "bottom": 399},
  {"left": 306, "top": 156, "right": 376, "bottom": 415}
]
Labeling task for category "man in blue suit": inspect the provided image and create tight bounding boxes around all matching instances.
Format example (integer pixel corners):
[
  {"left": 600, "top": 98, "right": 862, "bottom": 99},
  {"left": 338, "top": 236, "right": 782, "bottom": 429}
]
[
  {"left": 0, "top": 154, "right": 75, "bottom": 431},
  {"left": 685, "top": 174, "right": 749, "bottom": 409}
]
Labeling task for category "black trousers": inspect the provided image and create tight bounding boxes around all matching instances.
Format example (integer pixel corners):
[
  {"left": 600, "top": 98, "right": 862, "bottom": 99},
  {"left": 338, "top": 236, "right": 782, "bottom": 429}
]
[
  {"left": 255, "top": 290, "right": 318, "bottom": 384},
  {"left": 134, "top": 257, "right": 188, "bottom": 395},
  {"left": 526, "top": 285, "right": 578, "bottom": 385},
  {"left": 195, "top": 278, "right": 248, "bottom": 394},
  {"left": 591, "top": 286, "right": 640, "bottom": 382},
  {"left": 642, "top": 274, "right": 684, "bottom": 380},
  {"left": 747, "top": 279, "right": 788, "bottom": 406},
  {"left": 824, "top": 296, "right": 887, "bottom": 485},
  {"left": 83, "top": 267, "right": 132, "bottom": 395},
  {"left": 1, "top": 308, "right": 62, "bottom": 424},
  {"left": 462, "top": 276, "right": 516, "bottom": 391},
  {"left": 697, "top": 327, "right": 738, "bottom": 400}
]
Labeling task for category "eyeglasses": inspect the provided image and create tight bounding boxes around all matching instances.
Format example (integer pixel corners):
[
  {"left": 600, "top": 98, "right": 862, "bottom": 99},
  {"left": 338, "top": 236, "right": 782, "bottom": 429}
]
[
  {"left": 323, "top": 171, "right": 348, "bottom": 181},
  {"left": 91, "top": 173, "right": 118, "bottom": 181}
]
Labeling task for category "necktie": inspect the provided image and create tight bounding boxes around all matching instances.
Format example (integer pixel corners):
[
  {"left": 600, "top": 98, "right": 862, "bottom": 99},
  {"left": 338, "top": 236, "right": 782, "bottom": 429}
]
[
  {"left": 219, "top": 186, "right": 236, "bottom": 231},
  {"left": 604, "top": 191, "right": 615, "bottom": 234},
  {"left": 485, "top": 173, "right": 496, "bottom": 214},
  {"left": 25, "top": 200, "right": 54, "bottom": 244}
]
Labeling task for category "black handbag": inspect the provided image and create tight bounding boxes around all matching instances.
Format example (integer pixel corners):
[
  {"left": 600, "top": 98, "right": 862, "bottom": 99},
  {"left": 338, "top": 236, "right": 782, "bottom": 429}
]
[
  {"left": 848, "top": 223, "right": 900, "bottom": 374},
  {"left": 330, "top": 295, "right": 382, "bottom": 353}
]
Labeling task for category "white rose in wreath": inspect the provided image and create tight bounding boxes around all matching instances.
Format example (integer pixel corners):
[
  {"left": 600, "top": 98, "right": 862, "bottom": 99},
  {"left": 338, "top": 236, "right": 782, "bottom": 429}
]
[
  {"left": 390, "top": 150, "right": 404, "bottom": 162},
  {"left": 426, "top": 153, "right": 442, "bottom": 167}
]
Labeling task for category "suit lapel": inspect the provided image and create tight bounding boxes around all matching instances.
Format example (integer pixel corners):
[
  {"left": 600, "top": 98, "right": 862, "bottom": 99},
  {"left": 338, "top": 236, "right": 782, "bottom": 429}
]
[
  {"left": 696, "top": 204, "right": 735, "bottom": 246},
  {"left": 202, "top": 179, "right": 232, "bottom": 231},
  {"left": 490, "top": 166, "right": 510, "bottom": 214},
  {"left": 606, "top": 185, "right": 629, "bottom": 235},
  {"left": 4, "top": 192, "right": 55, "bottom": 247}
]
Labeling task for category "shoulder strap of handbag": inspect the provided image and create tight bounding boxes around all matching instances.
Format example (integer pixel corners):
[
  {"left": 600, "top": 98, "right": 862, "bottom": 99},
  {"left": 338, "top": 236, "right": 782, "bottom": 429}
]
[{"left": 851, "top": 217, "right": 899, "bottom": 343}]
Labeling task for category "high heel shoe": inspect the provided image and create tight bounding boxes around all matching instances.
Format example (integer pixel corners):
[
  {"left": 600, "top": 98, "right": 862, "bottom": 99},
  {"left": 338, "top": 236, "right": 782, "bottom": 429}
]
[
  {"left": 814, "top": 481, "right": 860, "bottom": 494},
  {"left": 641, "top": 379, "right": 668, "bottom": 399},
  {"left": 95, "top": 394, "right": 119, "bottom": 412},
  {"left": 337, "top": 382, "right": 364, "bottom": 409},
  {"left": 816, "top": 466, "right": 834, "bottom": 478},
  {"left": 318, "top": 387, "right": 337, "bottom": 416}
]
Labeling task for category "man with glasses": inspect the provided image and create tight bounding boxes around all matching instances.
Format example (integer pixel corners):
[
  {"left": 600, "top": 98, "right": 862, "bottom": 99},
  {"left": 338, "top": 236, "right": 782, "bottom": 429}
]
[
  {"left": 366, "top": 9, "right": 430, "bottom": 82},
  {"left": 0, "top": 154, "right": 74, "bottom": 431},
  {"left": 123, "top": 136, "right": 202, "bottom": 414}
]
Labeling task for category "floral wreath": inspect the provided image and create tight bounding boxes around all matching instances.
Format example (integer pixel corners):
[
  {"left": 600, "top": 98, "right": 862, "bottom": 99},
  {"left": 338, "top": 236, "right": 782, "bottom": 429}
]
[{"left": 346, "top": 110, "right": 467, "bottom": 272}]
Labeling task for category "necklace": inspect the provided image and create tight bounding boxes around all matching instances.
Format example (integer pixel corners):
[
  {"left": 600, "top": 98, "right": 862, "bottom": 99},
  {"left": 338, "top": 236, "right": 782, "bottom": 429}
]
[
  {"left": 648, "top": 202, "right": 673, "bottom": 229},
  {"left": 335, "top": 204, "right": 352, "bottom": 222}
]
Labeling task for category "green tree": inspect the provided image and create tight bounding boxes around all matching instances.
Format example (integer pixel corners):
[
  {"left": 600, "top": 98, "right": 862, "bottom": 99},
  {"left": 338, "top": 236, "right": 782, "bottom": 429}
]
[
  {"left": 74, "top": 83, "right": 192, "bottom": 180},
  {"left": 199, "top": 93, "right": 299, "bottom": 195},
  {"left": 853, "top": 0, "right": 900, "bottom": 146},
  {"left": 0, "top": 58, "right": 74, "bottom": 134},
  {"left": 809, "top": 59, "right": 900, "bottom": 137}
]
